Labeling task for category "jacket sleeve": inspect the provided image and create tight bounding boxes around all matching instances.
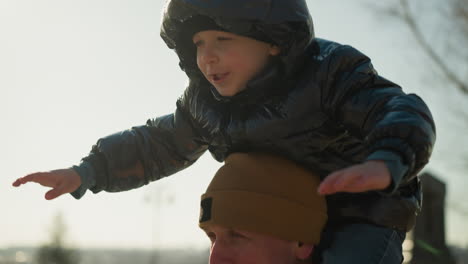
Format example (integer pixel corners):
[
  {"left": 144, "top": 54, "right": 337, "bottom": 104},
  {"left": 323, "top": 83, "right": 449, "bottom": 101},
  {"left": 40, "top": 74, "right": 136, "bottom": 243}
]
[
  {"left": 321, "top": 44, "right": 436, "bottom": 192},
  {"left": 70, "top": 106, "right": 208, "bottom": 199}
]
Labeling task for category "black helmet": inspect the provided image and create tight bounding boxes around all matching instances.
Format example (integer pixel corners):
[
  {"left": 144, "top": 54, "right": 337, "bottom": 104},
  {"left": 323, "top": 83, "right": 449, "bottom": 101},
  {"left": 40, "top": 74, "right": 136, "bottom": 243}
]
[{"left": 160, "top": 0, "right": 315, "bottom": 79}]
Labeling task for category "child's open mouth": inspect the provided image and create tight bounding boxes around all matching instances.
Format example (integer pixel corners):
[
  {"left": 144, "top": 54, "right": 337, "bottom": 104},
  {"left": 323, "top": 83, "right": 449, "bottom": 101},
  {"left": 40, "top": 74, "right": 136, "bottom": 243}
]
[{"left": 210, "top": 72, "right": 230, "bottom": 83}]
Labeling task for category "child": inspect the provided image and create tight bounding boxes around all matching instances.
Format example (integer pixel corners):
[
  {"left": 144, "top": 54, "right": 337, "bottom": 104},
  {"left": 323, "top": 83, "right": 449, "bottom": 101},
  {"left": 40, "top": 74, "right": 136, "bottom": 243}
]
[{"left": 13, "top": 0, "right": 436, "bottom": 263}]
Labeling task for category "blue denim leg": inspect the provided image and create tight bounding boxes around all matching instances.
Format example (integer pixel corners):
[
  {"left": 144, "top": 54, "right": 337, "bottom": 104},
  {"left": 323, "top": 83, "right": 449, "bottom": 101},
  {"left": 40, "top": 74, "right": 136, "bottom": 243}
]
[{"left": 319, "top": 223, "right": 406, "bottom": 264}]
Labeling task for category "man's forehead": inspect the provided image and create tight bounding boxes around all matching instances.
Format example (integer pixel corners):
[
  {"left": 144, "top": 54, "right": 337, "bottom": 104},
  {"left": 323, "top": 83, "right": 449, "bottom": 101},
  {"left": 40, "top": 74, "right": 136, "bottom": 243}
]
[
  {"left": 200, "top": 224, "right": 243, "bottom": 234},
  {"left": 200, "top": 224, "right": 226, "bottom": 233},
  {"left": 200, "top": 225, "right": 269, "bottom": 239}
]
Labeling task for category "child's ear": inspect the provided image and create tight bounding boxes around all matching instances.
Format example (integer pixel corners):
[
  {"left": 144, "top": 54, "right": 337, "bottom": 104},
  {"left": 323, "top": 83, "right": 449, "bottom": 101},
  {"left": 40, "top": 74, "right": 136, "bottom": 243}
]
[{"left": 269, "top": 45, "right": 281, "bottom": 56}]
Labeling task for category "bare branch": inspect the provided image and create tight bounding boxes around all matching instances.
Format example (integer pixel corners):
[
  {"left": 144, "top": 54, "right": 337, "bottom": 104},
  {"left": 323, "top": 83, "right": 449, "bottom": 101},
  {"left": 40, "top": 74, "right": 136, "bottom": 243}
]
[
  {"left": 400, "top": 0, "right": 468, "bottom": 94},
  {"left": 453, "top": 0, "right": 468, "bottom": 61},
  {"left": 399, "top": 0, "right": 468, "bottom": 94}
]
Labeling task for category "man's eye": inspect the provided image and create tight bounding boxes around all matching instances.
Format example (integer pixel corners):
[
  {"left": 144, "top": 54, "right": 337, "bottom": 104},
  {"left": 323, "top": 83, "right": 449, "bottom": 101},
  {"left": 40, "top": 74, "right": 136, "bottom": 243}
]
[
  {"left": 230, "top": 230, "right": 247, "bottom": 239},
  {"left": 193, "top": 40, "right": 203, "bottom": 47}
]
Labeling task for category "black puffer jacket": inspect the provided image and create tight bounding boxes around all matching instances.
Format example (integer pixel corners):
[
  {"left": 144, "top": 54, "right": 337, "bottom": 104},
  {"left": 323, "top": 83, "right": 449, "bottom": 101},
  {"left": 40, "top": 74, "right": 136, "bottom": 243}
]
[{"left": 72, "top": 0, "right": 436, "bottom": 231}]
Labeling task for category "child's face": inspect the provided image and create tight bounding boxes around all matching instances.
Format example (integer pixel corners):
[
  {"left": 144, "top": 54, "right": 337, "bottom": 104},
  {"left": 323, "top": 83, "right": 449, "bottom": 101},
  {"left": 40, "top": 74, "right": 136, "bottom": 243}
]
[{"left": 193, "top": 30, "right": 280, "bottom": 97}]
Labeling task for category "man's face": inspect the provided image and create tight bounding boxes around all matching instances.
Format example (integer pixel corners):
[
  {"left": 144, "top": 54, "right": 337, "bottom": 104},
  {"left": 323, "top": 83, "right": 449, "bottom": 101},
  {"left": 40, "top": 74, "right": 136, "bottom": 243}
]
[
  {"left": 202, "top": 224, "right": 308, "bottom": 264},
  {"left": 193, "top": 30, "right": 280, "bottom": 97}
]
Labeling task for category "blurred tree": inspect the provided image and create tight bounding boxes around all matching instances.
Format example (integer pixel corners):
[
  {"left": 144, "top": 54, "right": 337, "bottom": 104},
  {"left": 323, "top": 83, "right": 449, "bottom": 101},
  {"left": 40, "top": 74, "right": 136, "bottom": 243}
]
[
  {"left": 371, "top": 0, "right": 468, "bottom": 95},
  {"left": 35, "top": 212, "right": 81, "bottom": 264}
]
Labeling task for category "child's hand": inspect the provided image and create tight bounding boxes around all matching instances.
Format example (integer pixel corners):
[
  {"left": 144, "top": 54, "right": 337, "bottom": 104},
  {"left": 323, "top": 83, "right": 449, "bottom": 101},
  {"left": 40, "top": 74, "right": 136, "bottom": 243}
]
[
  {"left": 317, "top": 160, "right": 391, "bottom": 195},
  {"left": 12, "top": 169, "right": 82, "bottom": 200}
]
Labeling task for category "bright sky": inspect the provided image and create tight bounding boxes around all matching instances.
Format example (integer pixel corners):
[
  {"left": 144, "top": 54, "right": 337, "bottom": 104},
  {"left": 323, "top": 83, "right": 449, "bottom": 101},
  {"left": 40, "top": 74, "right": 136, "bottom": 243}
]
[{"left": 2, "top": 0, "right": 467, "bottom": 250}]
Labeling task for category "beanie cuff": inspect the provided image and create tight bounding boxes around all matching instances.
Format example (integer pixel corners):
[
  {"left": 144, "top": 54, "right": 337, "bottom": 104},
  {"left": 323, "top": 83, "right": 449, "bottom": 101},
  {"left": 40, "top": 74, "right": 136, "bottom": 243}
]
[{"left": 199, "top": 190, "right": 327, "bottom": 244}]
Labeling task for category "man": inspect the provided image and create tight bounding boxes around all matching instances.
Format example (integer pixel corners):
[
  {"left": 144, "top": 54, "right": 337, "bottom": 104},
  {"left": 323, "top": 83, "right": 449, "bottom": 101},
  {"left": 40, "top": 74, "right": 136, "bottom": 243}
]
[{"left": 198, "top": 152, "right": 328, "bottom": 264}]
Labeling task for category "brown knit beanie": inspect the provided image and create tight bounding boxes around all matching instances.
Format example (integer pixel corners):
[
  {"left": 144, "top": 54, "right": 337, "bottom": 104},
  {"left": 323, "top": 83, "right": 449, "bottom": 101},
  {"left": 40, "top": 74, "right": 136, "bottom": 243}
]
[{"left": 199, "top": 152, "right": 327, "bottom": 244}]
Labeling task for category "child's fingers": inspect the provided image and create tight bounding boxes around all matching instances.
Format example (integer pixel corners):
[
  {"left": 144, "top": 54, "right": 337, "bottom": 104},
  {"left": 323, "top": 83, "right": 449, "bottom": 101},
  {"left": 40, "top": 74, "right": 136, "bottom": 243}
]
[
  {"left": 21, "top": 173, "right": 43, "bottom": 183},
  {"left": 12, "top": 177, "right": 27, "bottom": 187},
  {"left": 340, "top": 173, "right": 390, "bottom": 193},
  {"left": 12, "top": 173, "right": 41, "bottom": 187},
  {"left": 45, "top": 187, "right": 65, "bottom": 200},
  {"left": 345, "top": 173, "right": 390, "bottom": 193},
  {"left": 339, "top": 175, "right": 370, "bottom": 193},
  {"left": 16, "top": 172, "right": 58, "bottom": 188},
  {"left": 332, "top": 172, "right": 362, "bottom": 193},
  {"left": 319, "top": 161, "right": 392, "bottom": 194},
  {"left": 318, "top": 170, "right": 344, "bottom": 195},
  {"left": 12, "top": 178, "right": 22, "bottom": 187}
]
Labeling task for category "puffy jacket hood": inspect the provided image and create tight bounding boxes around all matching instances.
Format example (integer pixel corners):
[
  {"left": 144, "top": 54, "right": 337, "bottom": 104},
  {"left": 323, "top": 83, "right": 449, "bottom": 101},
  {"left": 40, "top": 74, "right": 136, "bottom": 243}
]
[{"left": 160, "top": 0, "right": 315, "bottom": 79}]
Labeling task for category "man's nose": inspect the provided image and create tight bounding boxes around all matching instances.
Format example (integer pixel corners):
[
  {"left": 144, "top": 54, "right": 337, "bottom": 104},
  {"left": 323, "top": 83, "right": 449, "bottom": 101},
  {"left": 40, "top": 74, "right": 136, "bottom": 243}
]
[{"left": 209, "top": 241, "right": 233, "bottom": 264}]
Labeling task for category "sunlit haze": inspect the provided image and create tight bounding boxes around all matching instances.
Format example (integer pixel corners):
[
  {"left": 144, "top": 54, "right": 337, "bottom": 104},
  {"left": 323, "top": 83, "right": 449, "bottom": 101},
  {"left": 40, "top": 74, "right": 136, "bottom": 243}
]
[{"left": 2, "top": 0, "right": 467, "bottom": 250}]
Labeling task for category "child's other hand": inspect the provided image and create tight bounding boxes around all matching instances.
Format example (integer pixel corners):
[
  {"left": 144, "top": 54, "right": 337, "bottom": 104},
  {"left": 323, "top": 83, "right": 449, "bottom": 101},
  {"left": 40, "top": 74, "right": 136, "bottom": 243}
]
[
  {"left": 12, "top": 169, "right": 82, "bottom": 200},
  {"left": 317, "top": 160, "right": 391, "bottom": 195}
]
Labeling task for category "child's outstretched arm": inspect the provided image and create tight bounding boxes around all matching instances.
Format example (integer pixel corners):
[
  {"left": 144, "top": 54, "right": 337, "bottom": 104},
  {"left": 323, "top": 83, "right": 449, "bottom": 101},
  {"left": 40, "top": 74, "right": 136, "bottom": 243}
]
[
  {"left": 70, "top": 107, "right": 208, "bottom": 199},
  {"left": 13, "top": 104, "right": 208, "bottom": 200},
  {"left": 12, "top": 169, "right": 81, "bottom": 200}
]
